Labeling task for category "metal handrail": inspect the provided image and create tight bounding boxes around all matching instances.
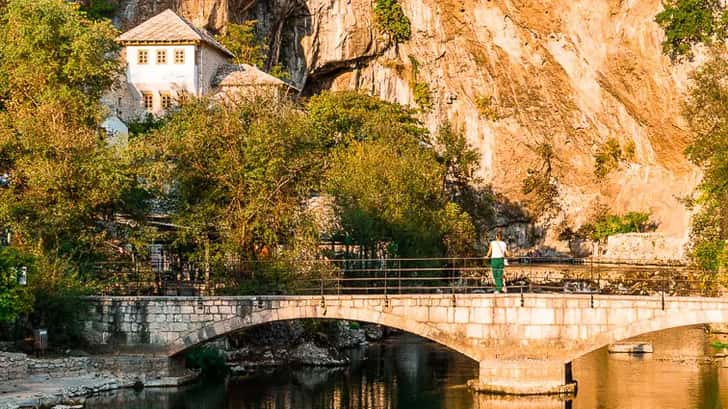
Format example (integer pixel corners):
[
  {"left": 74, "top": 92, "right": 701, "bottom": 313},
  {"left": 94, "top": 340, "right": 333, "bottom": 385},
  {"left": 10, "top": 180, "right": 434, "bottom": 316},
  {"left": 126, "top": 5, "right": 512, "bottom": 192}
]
[{"left": 91, "top": 256, "right": 712, "bottom": 299}]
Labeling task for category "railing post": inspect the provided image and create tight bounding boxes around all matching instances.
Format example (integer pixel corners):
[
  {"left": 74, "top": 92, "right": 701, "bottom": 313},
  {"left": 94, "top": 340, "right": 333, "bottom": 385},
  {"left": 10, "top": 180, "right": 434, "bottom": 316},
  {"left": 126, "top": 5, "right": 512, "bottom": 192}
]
[
  {"left": 520, "top": 285, "right": 524, "bottom": 307},
  {"left": 384, "top": 255, "right": 388, "bottom": 301},
  {"left": 661, "top": 274, "right": 666, "bottom": 311}
]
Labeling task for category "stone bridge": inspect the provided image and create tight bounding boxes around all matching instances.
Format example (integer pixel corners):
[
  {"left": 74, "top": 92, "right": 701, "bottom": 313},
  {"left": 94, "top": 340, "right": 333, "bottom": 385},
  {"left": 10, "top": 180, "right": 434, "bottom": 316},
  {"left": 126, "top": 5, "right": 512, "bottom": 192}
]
[{"left": 82, "top": 294, "right": 728, "bottom": 395}]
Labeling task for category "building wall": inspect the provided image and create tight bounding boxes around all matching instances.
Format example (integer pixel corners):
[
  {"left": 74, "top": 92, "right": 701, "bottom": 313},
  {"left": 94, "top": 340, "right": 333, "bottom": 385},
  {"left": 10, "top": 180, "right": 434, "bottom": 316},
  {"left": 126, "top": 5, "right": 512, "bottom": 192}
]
[
  {"left": 122, "top": 44, "right": 197, "bottom": 119},
  {"left": 198, "top": 44, "right": 231, "bottom": 95},
  {"left": 104, "top": 44, "right": 230, "bottom": 122}
]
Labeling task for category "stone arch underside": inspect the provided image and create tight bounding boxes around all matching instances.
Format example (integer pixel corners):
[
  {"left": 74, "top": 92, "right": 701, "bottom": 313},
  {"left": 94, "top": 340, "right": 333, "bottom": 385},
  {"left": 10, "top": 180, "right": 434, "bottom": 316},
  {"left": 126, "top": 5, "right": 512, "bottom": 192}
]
[
  {"left": 568, "top": 307, "right": 728, "bottom": 363},
  {"left": 167, "top": 304, "right": 483, "bottom": 360}
]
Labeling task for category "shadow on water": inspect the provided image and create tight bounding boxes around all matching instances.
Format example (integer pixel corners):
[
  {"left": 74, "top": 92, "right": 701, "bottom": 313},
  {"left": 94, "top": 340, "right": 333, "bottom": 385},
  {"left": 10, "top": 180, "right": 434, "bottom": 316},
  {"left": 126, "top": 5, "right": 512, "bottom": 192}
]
[{"left": 86, "top": 326, "right": 728, "bottom": 409}]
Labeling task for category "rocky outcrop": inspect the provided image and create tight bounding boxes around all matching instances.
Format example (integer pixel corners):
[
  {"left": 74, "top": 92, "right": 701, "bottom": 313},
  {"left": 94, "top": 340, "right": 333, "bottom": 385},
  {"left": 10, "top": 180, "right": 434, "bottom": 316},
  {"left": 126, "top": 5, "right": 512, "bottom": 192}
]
[
  {"left": 224, "top": 320, "right": 373, "bottom": 370},
  {"left": 112, "top": 0, "right": 701, "bottom": 251},
  {"left": 288, "top": 341, "right": 349, "bottom": 366}
]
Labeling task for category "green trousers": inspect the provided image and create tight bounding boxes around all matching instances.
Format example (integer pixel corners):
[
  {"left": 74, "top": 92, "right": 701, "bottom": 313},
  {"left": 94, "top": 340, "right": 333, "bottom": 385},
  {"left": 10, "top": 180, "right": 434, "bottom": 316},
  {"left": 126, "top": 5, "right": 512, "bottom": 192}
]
[{"left": 490, "top": 258, "right": 504, "bottom": 292}]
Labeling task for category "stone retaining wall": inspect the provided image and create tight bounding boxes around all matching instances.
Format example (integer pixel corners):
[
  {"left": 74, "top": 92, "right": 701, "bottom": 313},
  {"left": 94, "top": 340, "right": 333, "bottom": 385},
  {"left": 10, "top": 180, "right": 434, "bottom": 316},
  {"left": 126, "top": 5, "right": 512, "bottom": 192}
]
[
  {"left": 0, "top": 352, "right": 28, "bottom": 381},
  {"left": 0, "top": 352, "right": 174, "bottom": 382}
]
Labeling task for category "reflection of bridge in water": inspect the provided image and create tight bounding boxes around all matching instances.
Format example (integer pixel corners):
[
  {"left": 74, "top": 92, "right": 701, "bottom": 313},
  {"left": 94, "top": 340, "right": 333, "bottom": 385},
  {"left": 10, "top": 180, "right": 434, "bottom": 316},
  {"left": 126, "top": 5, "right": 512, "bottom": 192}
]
[{"left": 83, "top": 257, "right": 724, "bottom": 395}]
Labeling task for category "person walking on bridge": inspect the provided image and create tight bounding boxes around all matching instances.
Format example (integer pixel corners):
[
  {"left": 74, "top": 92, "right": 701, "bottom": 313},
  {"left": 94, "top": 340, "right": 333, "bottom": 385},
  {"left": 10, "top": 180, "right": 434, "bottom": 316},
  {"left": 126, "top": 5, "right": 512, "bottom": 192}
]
[{"left": 486, "top": 229, "right": 508, "bottom": 293}]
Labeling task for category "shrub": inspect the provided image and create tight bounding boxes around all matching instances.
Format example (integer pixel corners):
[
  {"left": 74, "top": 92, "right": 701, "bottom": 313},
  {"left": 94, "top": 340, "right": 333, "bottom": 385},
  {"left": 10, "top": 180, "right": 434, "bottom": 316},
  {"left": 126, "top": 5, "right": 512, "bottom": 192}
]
[
  {"left": 475, "top": 95, "right": 499, "bottom": 121},
  {"left": 373, "top": 0, "right": 411, "bottom": 43},
  {"left": 407, "top": 56, "right": 432, "bottom": 111},
  {"left": 185, "top": 346, "right": 228, "bottom": 379},
  {"left": 80, "top": 0, "right": 116, "bottom": 20},
  {"left": 0, "top": 248, "right": 34, "bottom": 324},
  {"left": 579, "top": 211, "right": 653, "bottom": 241},
  {"left": 594, "top": 138, "right": 635, "bottom": 178},
  {"left": 522, "top": 143, "right": 561, "bottom": 218},
  {"left": 412, "top": 81, "right": 433, "bottom": 111},
  {"left": 28, "top": 258, "right": 96, "bottom": 348}
]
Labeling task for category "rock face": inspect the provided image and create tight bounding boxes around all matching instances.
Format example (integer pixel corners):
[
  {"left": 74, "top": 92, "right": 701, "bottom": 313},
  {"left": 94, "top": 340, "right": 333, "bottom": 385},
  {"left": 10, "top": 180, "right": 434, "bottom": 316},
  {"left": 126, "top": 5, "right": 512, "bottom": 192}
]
[{"left": 113, "top": 0, "right": 701, "bottom": 249}]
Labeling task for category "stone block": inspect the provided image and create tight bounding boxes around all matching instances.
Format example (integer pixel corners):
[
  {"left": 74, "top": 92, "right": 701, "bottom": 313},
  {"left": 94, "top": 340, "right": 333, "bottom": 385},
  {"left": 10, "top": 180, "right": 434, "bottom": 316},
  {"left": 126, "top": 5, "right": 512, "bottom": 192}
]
[
  {"left": 429, "top": 306, "right": 448, "bottom": 322},
  {"left": 493, "top": 308, "right": 507, "bottom": 324},
  {"left": 471, "top": 307, "right": 492, "bottom": 324},
  {"left": 531, "top": 308, "right": 556, "bottom": 325},
  {"left": 473, "top": 298, "right": 494, "bottom": 308},
  {"left": 580, "top": 308, "right": 607, "bottom": 325},
  {"left": 454, "top": 307, "right": 469, "bottom": 323},
  {"left": 563, "top": 308, "right": 580, "bottom": 325}
]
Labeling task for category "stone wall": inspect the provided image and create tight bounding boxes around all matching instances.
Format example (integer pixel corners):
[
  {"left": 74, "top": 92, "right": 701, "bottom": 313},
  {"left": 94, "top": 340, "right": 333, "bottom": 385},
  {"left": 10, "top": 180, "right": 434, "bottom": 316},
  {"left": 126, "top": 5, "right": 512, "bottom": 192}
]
[
  {"left": 604, "top": 232, "right": 687, "bottom": 262},
  {"left": 0, "top": 352, "right": 174, "bottom": 382},
  {"left": 0, "top": 352, "right": 28, "bottom": 381}
]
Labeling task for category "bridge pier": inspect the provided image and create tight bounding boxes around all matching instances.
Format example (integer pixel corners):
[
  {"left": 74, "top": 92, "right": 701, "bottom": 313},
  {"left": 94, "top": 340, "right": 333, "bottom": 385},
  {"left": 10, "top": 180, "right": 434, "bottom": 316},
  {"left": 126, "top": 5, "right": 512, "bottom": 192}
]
[{"left": 471, "top": 359, "right": 576, "bottom": 395}]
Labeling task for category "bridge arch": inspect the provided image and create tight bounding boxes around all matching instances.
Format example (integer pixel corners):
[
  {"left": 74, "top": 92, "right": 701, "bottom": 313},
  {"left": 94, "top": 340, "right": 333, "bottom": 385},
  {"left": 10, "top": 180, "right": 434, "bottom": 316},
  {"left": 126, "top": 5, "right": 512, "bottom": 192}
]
[
  {"left": 569, "top": 307, "right": 728, "bottom": 362},
  {"left": 167, "top": 302, "right": 483, "bottom": 360}
]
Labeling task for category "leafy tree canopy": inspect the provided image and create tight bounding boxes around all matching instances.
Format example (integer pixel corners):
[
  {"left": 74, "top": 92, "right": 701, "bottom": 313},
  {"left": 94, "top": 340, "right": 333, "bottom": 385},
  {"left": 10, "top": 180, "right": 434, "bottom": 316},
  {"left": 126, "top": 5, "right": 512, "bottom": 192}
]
[
  {"left": 216, "top": 21, "right": 290, "bottom": 80},
  {"left": 0, "top": 247, "right": 33, "bottom": 323},
  {"left": 373, "top": 0, "right": 411, "bottom": 44},
  {"left": 307, "top": 91, "right": 426, "bottom": 146},
  {"left": 683, "top": 50, "right": 728, "bottom": 271},
  {"left": 134, "top": 97, "right": 328, "bottom": 263},
  {"left": 313, "top": 92, "right": 483, "bottom": 257},
  {"left": 0, "top": 0, "right": 139, "bottom": 268},
  {"left": 80, "top": 0, "right": 117, "bottom": 21},
  {"left": 656, "top": 0, "right": 728, "bottom": 61}
]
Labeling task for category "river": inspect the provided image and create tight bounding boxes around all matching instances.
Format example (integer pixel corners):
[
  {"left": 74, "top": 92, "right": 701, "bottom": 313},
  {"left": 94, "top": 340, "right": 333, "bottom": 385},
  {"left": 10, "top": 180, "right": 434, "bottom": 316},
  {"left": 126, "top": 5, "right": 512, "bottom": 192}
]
[{"left": 86, "top": 326, "right": 728, "bottom": 409}]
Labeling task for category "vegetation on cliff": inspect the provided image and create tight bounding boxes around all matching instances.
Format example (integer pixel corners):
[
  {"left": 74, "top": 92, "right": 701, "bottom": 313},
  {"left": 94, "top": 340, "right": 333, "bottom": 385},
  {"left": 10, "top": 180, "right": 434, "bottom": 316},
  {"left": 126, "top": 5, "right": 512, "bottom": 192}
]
[
  {"left": 522, "top": 143, "right": 560, "bottom": 218},
  {"left": 216, "top": 21, "right": 289, "bottom": 80},
  {"left": 373, "top": 0, "right": 411, "bottom": 44},
  {"left": 656, "top": 0, "right": 727, "bottom": 61},
  {"left": 593, "top": 138, "right": 635, "bottom": 178}
]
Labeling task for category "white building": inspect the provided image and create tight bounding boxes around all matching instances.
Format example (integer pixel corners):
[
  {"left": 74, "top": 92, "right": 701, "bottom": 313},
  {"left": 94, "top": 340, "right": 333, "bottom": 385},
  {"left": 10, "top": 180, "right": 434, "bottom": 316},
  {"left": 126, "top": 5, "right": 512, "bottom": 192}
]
[
  {"left": 103, "top": 9, "right": 297, "bottom": 127},
  {"left": 105, "top": 9, "right": 233, "bottom": 120}
]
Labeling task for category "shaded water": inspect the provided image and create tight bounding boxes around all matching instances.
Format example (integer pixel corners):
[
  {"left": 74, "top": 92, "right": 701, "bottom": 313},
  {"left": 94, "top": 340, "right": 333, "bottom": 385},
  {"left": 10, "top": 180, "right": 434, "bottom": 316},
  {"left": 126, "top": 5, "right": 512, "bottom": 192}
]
[{"left": 87, "top": 326, "right": 728, "bottom": 409}]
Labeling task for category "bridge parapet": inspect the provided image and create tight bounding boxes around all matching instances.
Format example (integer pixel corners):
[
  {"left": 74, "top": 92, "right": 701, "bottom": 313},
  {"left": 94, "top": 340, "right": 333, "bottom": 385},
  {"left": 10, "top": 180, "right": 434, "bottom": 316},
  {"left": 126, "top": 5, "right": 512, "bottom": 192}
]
[{"left": 82, "top": 294, "right": 728, "bottom": 395}]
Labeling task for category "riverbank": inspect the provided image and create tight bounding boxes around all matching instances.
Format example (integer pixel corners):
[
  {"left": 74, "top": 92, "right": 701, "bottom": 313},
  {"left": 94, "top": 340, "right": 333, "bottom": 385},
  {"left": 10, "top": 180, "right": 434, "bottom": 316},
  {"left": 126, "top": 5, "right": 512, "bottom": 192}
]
[
  {"left": 0, "top": 320, "right": 384, "bottom": 408},
  {"left": 0, "top": 351, "right": 197, "bottom": 409},
  {"left": 0, "top": 374, "right": 135, "bottom": 409}
]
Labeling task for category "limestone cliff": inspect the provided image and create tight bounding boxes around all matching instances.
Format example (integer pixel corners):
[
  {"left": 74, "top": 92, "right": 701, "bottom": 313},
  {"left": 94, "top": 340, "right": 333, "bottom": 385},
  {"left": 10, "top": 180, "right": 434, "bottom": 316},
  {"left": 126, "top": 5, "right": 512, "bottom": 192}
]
[{"left": 113, "top": 0, "right": 701, "bottom": 252}]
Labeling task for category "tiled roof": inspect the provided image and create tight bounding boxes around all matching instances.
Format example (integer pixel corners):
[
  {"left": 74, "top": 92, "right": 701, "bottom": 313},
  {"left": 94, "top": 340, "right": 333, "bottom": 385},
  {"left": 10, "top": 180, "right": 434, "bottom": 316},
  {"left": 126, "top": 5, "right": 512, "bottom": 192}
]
[
  {"left": 213, "top": 63, "right": 299, "bottom": 91},
  {"left": 116, "top": 9, "right": 233, "bottom": 57}
]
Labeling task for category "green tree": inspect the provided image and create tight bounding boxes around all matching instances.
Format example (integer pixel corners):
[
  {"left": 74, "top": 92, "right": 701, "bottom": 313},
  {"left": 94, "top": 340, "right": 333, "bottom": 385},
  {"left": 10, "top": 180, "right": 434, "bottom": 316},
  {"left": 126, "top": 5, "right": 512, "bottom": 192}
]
[
  {"left": 373, "top": 0, "right": 411, "bottom": 44},
  {"left": 682, "top": 50, "right": 728, "bottom": 272},
  {"left": 435, "top": 123, "right": 494, "bottom": 234},
  {"left": 312, "top": 92, "right": 479, "bottom": 257},
  {"left": 579, "top": 211, "right": 653, "bottom": 242},
  {"left": 656, "top": 0, "right": 728, "bottom": 61},
  {"left": 217, "top": 21, "right": 268, "bottom": 67},
  {"left": 134, "top": 97, "right": 327, "bottom": 266},
  {"left": 80, "top": 0, "right": 116, "bottom": 20},
  {"left": 216, "top": 21, "right": 290, "bottom": 80},
  {"left": 0, "top": 0, "right": 139, "bottom": 269},
  {"left": 325, "top": 139, "right": 447, "bottom": 257},
  {"left": 307, "top": 90, "right": 426, "bottom": 145},
  {"left": 0, "top": 247, "right": 33, "bottom": 323}
]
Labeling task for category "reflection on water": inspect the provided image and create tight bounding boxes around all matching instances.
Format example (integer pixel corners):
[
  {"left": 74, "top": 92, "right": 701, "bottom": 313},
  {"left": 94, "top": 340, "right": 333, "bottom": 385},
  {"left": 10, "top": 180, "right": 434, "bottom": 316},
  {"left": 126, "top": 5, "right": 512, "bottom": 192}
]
[{"left": 87, "top": 326, "right": 728, "bottom": 409}]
